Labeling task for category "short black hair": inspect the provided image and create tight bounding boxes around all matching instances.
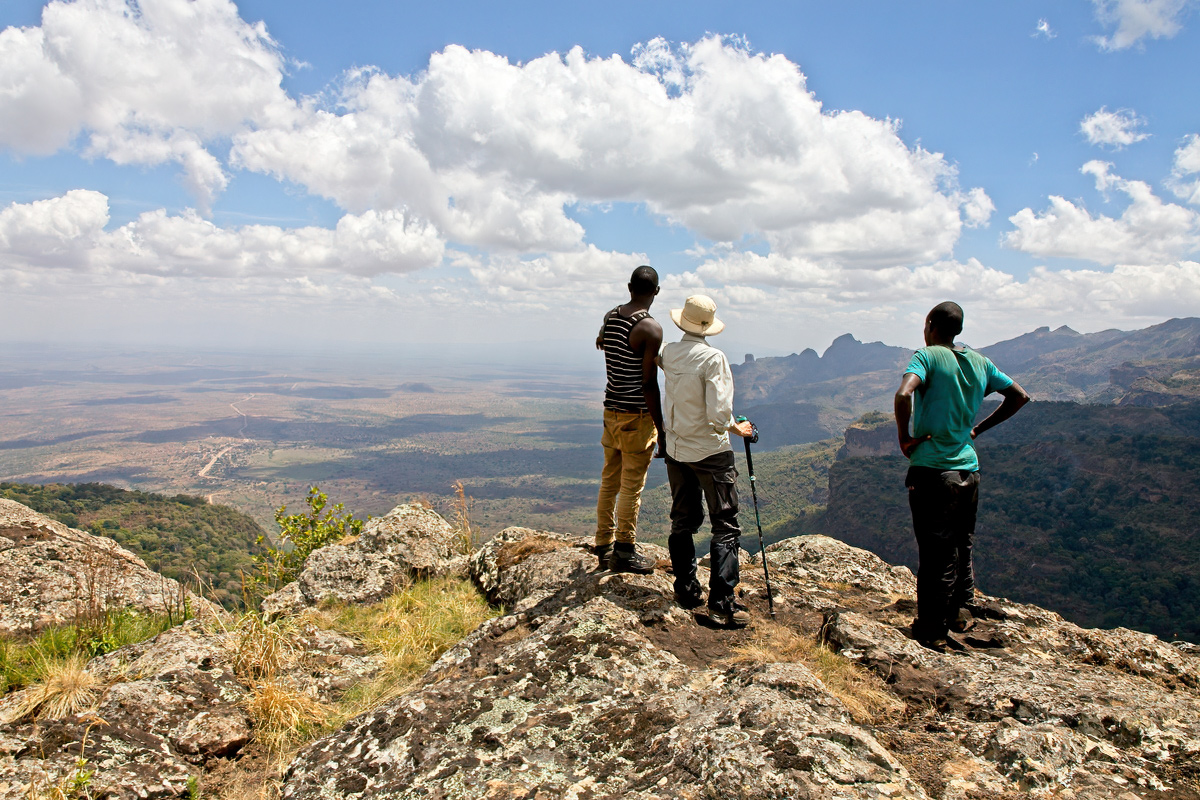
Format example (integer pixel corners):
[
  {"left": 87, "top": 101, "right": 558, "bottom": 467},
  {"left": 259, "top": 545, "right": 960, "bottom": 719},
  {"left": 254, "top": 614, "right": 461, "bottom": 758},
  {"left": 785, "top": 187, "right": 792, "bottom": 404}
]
[
  {"left": 927, "top": 301, "right": 964, "bottom": 338},
  {"left": 629, "top": 265, "right": 659, "bottom": 296}
]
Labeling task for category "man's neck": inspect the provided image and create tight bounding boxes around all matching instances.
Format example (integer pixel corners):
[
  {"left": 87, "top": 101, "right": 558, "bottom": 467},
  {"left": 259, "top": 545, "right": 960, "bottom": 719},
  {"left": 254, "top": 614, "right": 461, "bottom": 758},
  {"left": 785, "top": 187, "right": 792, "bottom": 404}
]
[{"left": 624, "top": 295, "right": 654, "bottom": 312}]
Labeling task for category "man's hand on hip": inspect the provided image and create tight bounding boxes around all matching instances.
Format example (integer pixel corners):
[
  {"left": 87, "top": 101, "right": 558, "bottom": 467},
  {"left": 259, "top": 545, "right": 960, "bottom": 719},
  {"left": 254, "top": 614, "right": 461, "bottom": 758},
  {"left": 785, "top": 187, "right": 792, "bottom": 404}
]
[{"left": 899, "top": 432, "right": 931, "bottom": 458}]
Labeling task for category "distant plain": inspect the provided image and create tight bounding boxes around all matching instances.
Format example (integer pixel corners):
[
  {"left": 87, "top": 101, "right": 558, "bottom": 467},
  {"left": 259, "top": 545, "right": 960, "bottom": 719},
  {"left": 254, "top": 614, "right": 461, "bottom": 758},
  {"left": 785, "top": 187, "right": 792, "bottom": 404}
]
[{"left": 0, "top": 343, "right": 667, "bottom": 537}]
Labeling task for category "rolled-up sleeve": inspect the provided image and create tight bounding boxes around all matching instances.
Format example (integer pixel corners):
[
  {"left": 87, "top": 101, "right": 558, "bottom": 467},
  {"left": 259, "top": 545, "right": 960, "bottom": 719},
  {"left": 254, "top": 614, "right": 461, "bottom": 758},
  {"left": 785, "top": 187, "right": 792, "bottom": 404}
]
[{"left": 706, "top": 353, "right": 736, "bottom": 434}]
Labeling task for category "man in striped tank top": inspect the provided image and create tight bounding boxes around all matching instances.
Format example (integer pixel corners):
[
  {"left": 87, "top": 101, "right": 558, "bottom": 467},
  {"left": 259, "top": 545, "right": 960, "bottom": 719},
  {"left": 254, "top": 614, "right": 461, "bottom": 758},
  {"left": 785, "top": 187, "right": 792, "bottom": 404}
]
[{"left": 593, "top": 266, "right": 665, "bottom": 574}]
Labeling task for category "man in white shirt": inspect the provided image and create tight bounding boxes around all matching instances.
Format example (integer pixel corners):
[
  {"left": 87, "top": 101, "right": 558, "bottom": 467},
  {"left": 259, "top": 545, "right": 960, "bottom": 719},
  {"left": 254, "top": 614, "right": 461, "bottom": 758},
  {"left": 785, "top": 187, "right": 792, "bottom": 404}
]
[{"left": 658, "top": 295, "right": 755, "bottom": 628}]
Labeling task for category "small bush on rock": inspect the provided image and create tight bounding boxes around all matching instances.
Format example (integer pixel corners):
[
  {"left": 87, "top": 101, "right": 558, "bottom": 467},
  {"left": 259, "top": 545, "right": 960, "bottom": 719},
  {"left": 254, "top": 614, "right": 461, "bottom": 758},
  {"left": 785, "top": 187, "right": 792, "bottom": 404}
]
[{"left": 244, "top": 487, "right": 366, "bottom": 604}]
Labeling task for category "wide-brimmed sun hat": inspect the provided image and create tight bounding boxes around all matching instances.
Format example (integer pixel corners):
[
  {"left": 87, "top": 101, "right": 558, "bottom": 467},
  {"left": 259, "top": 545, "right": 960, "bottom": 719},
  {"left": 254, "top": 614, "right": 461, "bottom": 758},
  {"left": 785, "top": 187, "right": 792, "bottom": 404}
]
[{"left": 671, "top": 294, "right": 725, "bottom": 336}]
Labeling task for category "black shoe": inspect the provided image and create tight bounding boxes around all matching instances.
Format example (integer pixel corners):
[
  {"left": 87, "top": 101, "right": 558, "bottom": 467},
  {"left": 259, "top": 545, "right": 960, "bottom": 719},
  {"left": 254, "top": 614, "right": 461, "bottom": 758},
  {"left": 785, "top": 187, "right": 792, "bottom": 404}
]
[
  {"left": 594, "top": 543, "right": 613, "bottom": 570},
  {"left": 708, "top": 600, "right": 750, "bottom": 628},
  {"left": 917, "top": 636, "right": 948, "bottom": 652},
  {"left": 608, "top": 542, "right": 656, "bottom": 574},
  {"left": 676, "top": 590, "right": 705, "bottom": 609}
]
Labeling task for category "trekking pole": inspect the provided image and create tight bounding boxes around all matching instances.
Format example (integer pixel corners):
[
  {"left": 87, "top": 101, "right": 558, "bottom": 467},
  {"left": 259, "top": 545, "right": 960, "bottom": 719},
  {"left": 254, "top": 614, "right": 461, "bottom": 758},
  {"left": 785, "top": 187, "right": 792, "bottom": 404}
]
[{"left": 736, "top": 416, "right": 776, "bottom": 619}]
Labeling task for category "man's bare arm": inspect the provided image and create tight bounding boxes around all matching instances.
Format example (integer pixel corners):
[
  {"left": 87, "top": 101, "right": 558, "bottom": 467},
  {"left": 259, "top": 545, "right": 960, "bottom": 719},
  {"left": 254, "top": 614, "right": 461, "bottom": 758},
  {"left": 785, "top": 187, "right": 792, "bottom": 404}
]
[
  {"left": 631, "top": 317, "right": 667, "bottom": 457},
  {"left": 894, "top": 372, "right": 931, "bottom": 458},
  {"left": 971, "top": 381, "right": 1030, "bottom": 439}
]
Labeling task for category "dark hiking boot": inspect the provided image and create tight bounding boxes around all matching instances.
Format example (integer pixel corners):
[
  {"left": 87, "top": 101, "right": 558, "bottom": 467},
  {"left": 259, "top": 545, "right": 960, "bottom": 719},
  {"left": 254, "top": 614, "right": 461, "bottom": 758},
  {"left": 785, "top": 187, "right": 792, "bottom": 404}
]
[
  {"left": 608, "top": 542, "right": 656, "bottom": 574},
  {"left": 917, "top": 636, "right": 948, "bottom": 652},
  {"left": 911, "top": 618, "right": 950, "bottom": 651},
  {"left": 594, "top": 543, "right": 613, "bottom": 570},
  {"left": 675, "top": 589, "right": 705, "bottom": 610},
  {"left": 708, "top": 600, "right": 750, "bottom": 628}
]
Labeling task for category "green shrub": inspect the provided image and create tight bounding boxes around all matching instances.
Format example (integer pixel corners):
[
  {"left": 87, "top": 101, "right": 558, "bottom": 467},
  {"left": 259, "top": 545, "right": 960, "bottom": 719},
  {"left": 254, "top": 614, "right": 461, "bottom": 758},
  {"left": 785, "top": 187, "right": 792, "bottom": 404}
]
[{"left": 243, "top": 486, "right": 366, "bottom": 605}]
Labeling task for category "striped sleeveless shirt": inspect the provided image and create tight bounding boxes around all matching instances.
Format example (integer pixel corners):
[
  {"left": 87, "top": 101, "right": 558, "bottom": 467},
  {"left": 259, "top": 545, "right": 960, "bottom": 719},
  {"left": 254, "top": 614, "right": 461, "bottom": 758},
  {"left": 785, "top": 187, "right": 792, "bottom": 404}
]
[{"left": 600, "top": 306, "right": 651, "bottom": 412}]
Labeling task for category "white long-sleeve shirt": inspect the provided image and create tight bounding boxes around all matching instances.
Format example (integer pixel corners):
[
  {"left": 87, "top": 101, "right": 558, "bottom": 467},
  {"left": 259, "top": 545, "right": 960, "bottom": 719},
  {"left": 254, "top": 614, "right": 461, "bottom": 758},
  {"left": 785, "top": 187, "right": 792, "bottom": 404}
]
[{"left": 658, "top": 333, "right": 738, "bottom": 463}]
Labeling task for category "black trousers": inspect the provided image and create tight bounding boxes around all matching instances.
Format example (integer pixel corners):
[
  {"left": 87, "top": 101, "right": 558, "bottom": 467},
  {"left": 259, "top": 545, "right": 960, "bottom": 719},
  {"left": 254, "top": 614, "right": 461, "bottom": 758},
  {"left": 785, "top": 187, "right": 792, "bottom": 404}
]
[
  {"left": 906, "top": 466, "right": 980, "bottom": 640},
  {"left": 666, "top": 450, "right": 742, "bottom": 610}
]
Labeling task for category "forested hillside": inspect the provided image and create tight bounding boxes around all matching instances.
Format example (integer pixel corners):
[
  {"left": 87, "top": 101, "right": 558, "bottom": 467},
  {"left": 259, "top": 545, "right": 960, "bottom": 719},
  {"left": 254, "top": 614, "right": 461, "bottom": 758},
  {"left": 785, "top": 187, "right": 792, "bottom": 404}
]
[
  {"left": 774, "top": 401, "right": 1200, "bottom": 641},
  {"left": 0, "top": 482, "right": 267, "bottom": 606}
]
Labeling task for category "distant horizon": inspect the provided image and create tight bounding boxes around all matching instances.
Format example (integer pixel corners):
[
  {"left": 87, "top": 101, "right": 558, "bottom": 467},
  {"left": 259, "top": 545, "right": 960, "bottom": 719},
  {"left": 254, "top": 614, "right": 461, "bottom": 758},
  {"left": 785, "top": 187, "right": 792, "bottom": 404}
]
[{"left": 3, "top": 314, "right": 1195, "bottom": 369}]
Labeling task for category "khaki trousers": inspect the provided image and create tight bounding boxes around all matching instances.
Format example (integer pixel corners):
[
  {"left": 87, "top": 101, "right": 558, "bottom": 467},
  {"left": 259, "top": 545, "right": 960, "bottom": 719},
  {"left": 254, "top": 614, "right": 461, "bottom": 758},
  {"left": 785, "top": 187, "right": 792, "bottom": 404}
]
[{"left": 595, "top": 409, "right": 657, "bottom": 545}]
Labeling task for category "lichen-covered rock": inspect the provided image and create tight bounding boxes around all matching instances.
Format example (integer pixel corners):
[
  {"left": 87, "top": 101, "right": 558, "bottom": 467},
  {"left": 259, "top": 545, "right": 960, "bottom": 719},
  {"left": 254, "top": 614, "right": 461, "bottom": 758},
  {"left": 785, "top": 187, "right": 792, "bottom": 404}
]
[
  {"left": 90, "top": 621, "right": 252, "bottom": 762},
  {"left": 283, "top": 527, "right": 1200, "bottom": 799},
  {"left": 262, "top": 503, "right": 463, "bottom": 617},
  {"left": 765, "top": 534, "right": 916, "bottom": 597},
  {"left": 0, "top": 498, "right": 220, "bottom": 635},
  {"left": 0, "top": 617, "right": 384, "bottom": 799},
  {"left": 280, "top": 595, "right": 927, "bottom": 799},
  {"left": 0, "top": 621, "right": 245, "bottom": 799},
  {"left": 469, "top": 527, "right": 594, "bottom": 608},
  {"left": 820, "top": 598, "right": 1200, "bottom": 798},
  {"left": 0, "top": 715, "right": 193, "bottom": 800}
]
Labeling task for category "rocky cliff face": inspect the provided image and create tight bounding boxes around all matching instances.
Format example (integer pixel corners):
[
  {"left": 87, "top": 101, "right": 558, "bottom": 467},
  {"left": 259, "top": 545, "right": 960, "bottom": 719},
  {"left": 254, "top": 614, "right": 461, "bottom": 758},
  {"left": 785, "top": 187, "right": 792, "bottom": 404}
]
[
  {"left": 837, "top": 412, "right": 900, "bottom": 459},
  {"left": 0, "top": 498, "right": 219, "bottom": 634},
  {"left": 3, "top": 499, "right": 1199, "bottom": 799}
]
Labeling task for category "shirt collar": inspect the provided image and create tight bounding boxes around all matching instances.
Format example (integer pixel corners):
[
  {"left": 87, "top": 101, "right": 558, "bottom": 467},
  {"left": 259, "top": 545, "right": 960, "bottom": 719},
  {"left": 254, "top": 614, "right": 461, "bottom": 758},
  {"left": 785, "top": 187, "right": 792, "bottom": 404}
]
[{"left": 681, "top": 332, "right": 707, "bottom": 343}]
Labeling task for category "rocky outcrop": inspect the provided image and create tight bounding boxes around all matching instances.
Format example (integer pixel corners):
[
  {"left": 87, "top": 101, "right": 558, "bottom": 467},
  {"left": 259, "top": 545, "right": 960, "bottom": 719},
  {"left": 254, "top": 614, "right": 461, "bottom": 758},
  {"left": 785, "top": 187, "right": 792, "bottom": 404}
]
[
  {"left": 261, "top": 503, "right": 466, "bottom": 617},
  {"left": 837, "top": 411, "right": 900, "bottom": 459},
  {"left": 7, "top": 497, "right": 1199, "bottom": 799},
  {"left": 0, "top": 617, "right": 384, "bottom": 799},
  {"left": 0, "top": 498, "right": 220, "bottom": 635},
  {"left": 281, "top": 529, "right": 926, "bottom": 799},
  {"left": 279, "top": 526, "right": 1200, "bottom": 800}
]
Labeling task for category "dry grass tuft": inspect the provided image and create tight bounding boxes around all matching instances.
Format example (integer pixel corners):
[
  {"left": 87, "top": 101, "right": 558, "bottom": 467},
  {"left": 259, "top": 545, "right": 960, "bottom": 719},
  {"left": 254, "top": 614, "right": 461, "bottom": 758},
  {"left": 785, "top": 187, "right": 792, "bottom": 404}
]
[
  {"left": 724, "top": 621, "right": 902, "bottom": 723},
  {"left": 7, "top": 653, "right": 100, "bottom": 723},
  {"left": 243, "top": 680, "right": 332, "bottom": 753},
  {"left": 307, "top": 577, "right": 497, "bottom": 718},
  {"left": 495, "top": 536, "right": 574, "bottom": 570},
  {"left": 450, "top": 480, "right": 480, "bottom": 554},
  {"left": 230, "top": 614, "right": 295, "bottom": 681},
  {"left": 210, "top": 578, "right": 495, "bottom": 790}
]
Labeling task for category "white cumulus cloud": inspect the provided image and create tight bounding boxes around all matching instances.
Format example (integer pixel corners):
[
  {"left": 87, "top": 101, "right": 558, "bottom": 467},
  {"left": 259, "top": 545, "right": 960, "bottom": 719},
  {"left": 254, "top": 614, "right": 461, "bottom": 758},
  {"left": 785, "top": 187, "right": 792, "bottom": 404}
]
[
  {"left": 1080, "top": 107, "right": 1150, "bottom": 148},
  {"left": 232, "top": 36, "right": 987, "bottom": 268},
  {"left": 1167, "top": 134, "right": 1200, "bottom": 204},
  {"left": 0, "top": 0, "right": 293, "bottom": 212},
  {"left": 0, "top": 191, "right": 444, "bottom": 279},
  {"left": 1091, "top": 0, "right": 1195, "bottom": 50},
  {"left": 0, "top": 190, "right": 110, "bottom": 268},
  {"left": 1004, "top": 161, "right": 1200, "bottom": 265}
]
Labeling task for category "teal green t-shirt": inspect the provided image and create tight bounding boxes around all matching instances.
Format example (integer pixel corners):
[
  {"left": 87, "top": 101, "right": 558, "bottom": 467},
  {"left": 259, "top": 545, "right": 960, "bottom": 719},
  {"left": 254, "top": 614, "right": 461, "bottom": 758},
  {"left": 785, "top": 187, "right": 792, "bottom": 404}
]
[{"left": 905, "top": 346, "right": 1012, "bottom": 471}]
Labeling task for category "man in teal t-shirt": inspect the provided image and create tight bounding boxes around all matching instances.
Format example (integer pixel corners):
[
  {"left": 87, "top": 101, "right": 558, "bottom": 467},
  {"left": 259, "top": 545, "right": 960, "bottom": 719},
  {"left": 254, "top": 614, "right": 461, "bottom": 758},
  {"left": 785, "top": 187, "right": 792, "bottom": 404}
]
[{"left": 895, "top": 301, "right": 1029, "bottom": 649}]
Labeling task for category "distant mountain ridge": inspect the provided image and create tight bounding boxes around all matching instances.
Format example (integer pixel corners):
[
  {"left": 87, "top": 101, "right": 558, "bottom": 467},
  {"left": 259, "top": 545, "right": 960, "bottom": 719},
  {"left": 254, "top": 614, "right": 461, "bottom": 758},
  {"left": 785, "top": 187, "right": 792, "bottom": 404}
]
[
  {"left": 733, "top": 332, "right": 911, "bottom": 405},
  {"left": 979, "top": 316, "right": 1200, "bottom": 402},
  {"left": 733, "top": 317, "right": 1200, "bottom": 446}
]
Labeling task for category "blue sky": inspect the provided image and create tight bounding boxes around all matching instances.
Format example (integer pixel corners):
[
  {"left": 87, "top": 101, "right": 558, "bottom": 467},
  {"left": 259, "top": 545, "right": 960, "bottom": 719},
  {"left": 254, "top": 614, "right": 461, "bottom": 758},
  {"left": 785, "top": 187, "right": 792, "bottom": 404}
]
[{"left": 1, "top": 0, "right": 1198, "bottom": 356}]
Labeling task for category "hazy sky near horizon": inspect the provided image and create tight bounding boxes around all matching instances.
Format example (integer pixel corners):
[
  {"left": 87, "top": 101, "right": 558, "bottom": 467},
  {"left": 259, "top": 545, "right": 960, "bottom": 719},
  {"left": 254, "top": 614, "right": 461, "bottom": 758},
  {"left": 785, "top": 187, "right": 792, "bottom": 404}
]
[{"left": 1, "top": 0, "right": 1199, "bottom": 356}]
